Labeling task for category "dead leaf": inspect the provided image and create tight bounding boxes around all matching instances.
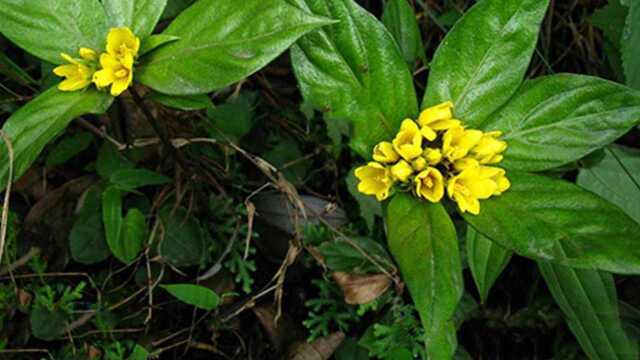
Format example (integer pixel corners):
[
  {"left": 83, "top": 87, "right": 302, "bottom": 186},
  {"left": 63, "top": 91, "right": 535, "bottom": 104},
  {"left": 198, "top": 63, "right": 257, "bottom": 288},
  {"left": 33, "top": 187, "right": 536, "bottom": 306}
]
[
  {"left": 332, "top": 272, "right": 391, "bottom": 305},
  {"left": 253, "top": 304, "right": 305, "bottom": 352},
  {"left": 287, "top": 332, "right": 345, "bottom": 360}
]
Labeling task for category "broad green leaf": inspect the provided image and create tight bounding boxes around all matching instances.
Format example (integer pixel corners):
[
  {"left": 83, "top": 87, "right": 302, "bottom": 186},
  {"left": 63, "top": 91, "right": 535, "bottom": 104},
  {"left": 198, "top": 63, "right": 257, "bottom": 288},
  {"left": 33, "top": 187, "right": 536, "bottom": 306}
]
[
  {"left": 423, "top": 0, "right": 549, "bottom": 127},
  {"left": 463, "top": 171, "right": 640, "bottom": 274},
  {"left": 622, "top": 1, "right": 640, "bottom": 89},
  {"left": 96, "top": 142, "right": 134, "bottom": 179},
  {"left": 102, "top": 186, "right": 127, "bottom": 263},
  {"left": 539, "top": 262, "right": 638, "bottom": 360},
  {"left": 70, "top": 212, "right": 110, "bottom": 265},
  {"left": 386, "top": 194, "right": 463, "bottom": 360},
  {"left": 0, "top": 0, "right": 108, "bottom": 64},
  {"left": 161, "top": 283, "right": 220, "bottom": 310},
  {"left": 45, "top": 132, "right": 93, "bottom": 167},
  {"left": 139, "top": 34, "right": 180, "bottom": 56},
  {"left": 290, "top": 0, "right": 418, "bottom": 158},
  {"left": 148, "top": 92, "right": 212, "bottom": 111},
  {"left": 466, "top": 226, "right": 512, "bottom": 304},
  {"left": 0, "top": 88, "right": 113, "bottom": 190},
  {"left": 109, "top": 168, "right": 170, "bottom": 191},
  {"left": 206, "top": 92, "right": 257, "bottom": 141},
  {"left": 381, "top": 0, "right": 424, "bottom": 68},
  {"left": 137, "top": 0, "right": 334, "bottom": 95},
  {"left": 592, "top": 0, "right": 628, "bottom": 45},
  {"left": 102, "top": 0, "right": 167, "bottom": 39},
  {"left": 578, "top": 145, "right": 640, "bottom": 224},
  {"left": 121, "top": 209, "right": 146, "bottom": 261},
  {"left": 160, "top": 0, "right": 194, "bottom": 20},
  {"left": 483, "top": 75, "right": 640, "bottom": 172},
  {"left": 159, "top": 207, "right": 205, "bottom": 266},
  {"left": 30, "top": 308, "right": 67, "bottom": 341}
]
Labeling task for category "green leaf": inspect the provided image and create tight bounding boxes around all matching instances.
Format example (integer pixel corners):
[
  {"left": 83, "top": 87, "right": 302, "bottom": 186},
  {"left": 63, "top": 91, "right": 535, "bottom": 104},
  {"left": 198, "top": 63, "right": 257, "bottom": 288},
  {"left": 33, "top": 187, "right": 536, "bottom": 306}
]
[
  {"left": 318, "top": 237, "right": 392, "bottom": 273},
  {"left": 422, "top": 0, "right": 549, "bottom": 127},
  {"left": 160, "top": 0, "right": 194, "bottom": 20},
  {"left": 263, "top": 140, "right": 309, "bottom": 186},
  {"left": 161, "top": 283, "right": 220, "bottom": 310},
  {"left": 159, "top": 207, "right": 205, "bottom": 267},
  {"left": 109, "top": 168, "right": 170, "bottom": 191},
  {"left": 128, "top": 345, "right": 150, "bottom": 360},
  {"left": 148, "top": 92, "right": 212, "bottom": 111},
  {"left": 30, "top": 308, "right": 67, "bottom": 341},
  {"left": 386, "top": 194, "right": 463, "bottom": 360},
  {"left": 463, "top": 171, "right": 640, "bottom": 274},
  {"left": 103, "top": 0, "right": 168, "bottom": 39},
  {"left": 45, "top": 132, "right": 93, "bottom": 167},
  {"left": 0, "top": 0, "right": 108, "bottom": 64},
  {"left": 578, "top": 145, "right": 640, "bottom": 224},
  {"left": 539, "top": 262, "right": 638, "bottom": 360},
  {"left": 483, "top": 75, "right": 640, "bottom": 172},
  {"left": 0, "top": 88, "right": 113, "bottom": 190},
  {"left": 96, "top": 142, "right": 134, "bottom": 179},
  {"left": 121, "top": 208, "right": 146, "bottom": 262},
  {"left": 466, "top": 226, "right": 512, "bottom": 304},
  {"left": 139, "top": 34, "right": 180, "bottom": 56},
  {"left": 137, "top": 0, "right": 334, "bottom": 95},
  {"left": 290, "top": 0, "right": 417, "bottom": 158},
  {"left": 591, "top": 0, "right": 628, "bottom": 45},
  {"left": 70, "top": 212, "right": 110, "bottom": 265},
  {"left": 102, "top": 186, "right": 129, "bottom": 263},
  {"left": 206, "top": 92, "right": 257, "bottom": 141},
  {"left": 622, "top": 0, "right": 640, "bottom": 89},
  {"left": 381, "top": 0, "right": 424, "bottom": 67}
]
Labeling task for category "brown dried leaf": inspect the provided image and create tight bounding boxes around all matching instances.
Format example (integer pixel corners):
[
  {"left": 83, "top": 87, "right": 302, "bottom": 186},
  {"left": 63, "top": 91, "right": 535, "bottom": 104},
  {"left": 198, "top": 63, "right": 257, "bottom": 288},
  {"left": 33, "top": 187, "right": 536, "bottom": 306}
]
[
  {"left": 332, "top": 272, "right": 391, "bottom": 305},
  {"left": 287, "top": 332, "right": 345, "bottom": 360}
]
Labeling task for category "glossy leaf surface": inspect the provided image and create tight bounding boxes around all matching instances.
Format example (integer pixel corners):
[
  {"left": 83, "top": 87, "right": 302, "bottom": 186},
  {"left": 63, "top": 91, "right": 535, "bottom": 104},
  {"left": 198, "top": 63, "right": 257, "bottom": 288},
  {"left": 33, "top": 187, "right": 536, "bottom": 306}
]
[
  {"left": 138, "top": 0, "right": 333, "bottom": 95},
  {"left": 0, "top": 0, "right": 108, "bottom": 64},
  {"left": 0, "top": 88, "right": 112, "bottom": 190},
  {"left": 466, "top": 226, "right": 512, "bottom": 304},
  {"left": 386, "top": 194, "right": 463, "bottom": 360},
  {"left": 463, "top": 171, "right": 640, "bottom": 274},
  {"left": 540, "top": 262, "right": 638, "bottom": 360},
  {"left": 423, "top": 0, "right": 549, "bottom": 127},
  {"left": 290, "top": 0, "right": 418, "bottom": 158},
  {"left": 484, "top": 75, "right": 640, "bottom": 172}
]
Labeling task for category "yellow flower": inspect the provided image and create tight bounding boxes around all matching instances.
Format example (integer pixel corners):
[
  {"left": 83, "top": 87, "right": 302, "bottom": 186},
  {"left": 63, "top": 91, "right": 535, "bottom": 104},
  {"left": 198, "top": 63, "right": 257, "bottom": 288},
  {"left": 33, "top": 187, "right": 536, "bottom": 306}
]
[
  {"left": 470, "top": 131, "right": 507, "bottom": 164},
  {"left": 92, "top": 53, "right": 134, "bottom": 96},
  {"left": 355, "top": 162, "right": 394, "bottom": 201},
  {"left": 423, "top": 148, "right": 442, "bottom": 166},
  {"left": 393, "top": 119, "right": 423, "bottom": 161},
  {"left": 447, "top": 161, "right": 499, "bottom": 215},
  {"left": 412, "top": 157, "right": 427, "bottom": 171},
  {"left": 373, "top": 141, "right": 400, "bottom": 163},
  {"left": 106, "top": 27, "right": 140, "bottom": 63},
  {"left": 479, "top": 166, "right": 511, "bottom": 195},
  {"left": 415, "top": 167, "right": 444, "bottom": 202},
  {"left": 391, "top": 160, "right": 413, "bottom": 182},
  {"left": 418, "top": 101, "right": 461, "bottom": 141},
  {"left": 442, "top": 126, "right": 483, "bottom": 162},
  {"left": 53, "top": 49, "right": 98, "bottom": 91}
]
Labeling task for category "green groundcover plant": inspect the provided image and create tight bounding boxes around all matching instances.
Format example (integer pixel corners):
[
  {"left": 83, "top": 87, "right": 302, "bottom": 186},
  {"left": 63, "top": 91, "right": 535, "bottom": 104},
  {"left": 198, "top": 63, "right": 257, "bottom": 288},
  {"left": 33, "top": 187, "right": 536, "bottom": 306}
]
[
  {"left": 291, "top": 0, "right": 640, "bottom": 359},
  {"left": 0, "top": 0, "right": 639, "bottom": 359}
]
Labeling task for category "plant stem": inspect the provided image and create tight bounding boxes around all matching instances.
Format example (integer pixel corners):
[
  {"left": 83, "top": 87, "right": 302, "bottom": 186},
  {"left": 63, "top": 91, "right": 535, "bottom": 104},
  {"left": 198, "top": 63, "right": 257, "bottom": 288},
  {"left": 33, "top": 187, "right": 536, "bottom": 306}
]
[{"left": 128, "top": 87, "right": 190, "bottom": 172}]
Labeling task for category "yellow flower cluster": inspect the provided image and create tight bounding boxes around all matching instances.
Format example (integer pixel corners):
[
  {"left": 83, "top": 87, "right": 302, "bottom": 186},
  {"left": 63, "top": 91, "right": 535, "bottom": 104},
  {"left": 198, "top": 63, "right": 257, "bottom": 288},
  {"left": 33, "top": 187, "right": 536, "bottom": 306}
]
[
  {"left": 354, "top": 101, "right": 510, "bottom": 215},
  {"left": 53, "top": 27, "right": 140, "bottom": 96}
]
